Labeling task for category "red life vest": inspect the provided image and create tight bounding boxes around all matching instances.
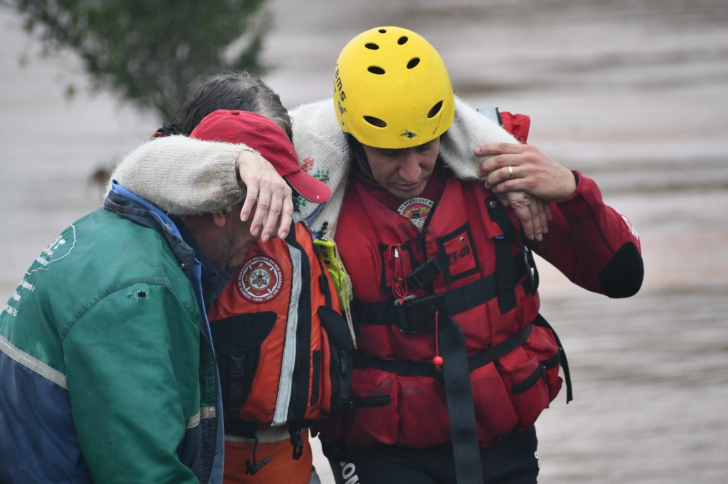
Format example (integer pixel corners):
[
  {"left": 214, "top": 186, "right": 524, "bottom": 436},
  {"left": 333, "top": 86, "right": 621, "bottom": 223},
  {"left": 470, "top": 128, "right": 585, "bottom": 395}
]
[
  {"left": 332, "top": 174, "right": 567, "bottom": 449},
  {"left": 208, "top": 220, "right": 354, "bottom": 452}
]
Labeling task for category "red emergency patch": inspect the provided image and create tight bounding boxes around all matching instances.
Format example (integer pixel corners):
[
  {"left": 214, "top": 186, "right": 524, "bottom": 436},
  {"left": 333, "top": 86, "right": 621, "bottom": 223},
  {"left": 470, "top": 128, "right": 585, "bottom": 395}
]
[
  {"left": 237, "top": 256, "right": 284, "bottom": 303},
  {"left": 436, "top": 223, "right": 480, "bottom": 283},
  {"left": 397, "top": 197, "right": 434, "bottom": 232}
]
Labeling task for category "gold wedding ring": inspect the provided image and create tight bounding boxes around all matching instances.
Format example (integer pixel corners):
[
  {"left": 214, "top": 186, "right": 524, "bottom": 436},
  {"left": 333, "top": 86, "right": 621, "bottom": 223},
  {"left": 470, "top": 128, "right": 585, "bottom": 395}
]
[{"left": 508, "top": 165, "right": 514, "bottom": 180}]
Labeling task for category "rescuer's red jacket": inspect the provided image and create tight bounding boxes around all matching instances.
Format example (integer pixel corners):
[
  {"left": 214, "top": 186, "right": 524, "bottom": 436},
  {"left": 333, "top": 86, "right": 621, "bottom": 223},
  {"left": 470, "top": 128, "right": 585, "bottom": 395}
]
[{"left": 330, "top": 152, "right": 643, "bottom": 449}]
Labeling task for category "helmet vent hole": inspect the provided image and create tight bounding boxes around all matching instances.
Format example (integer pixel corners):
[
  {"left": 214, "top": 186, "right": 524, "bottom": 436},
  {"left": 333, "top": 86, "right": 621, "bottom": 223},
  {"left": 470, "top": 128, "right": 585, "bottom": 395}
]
[
  {"left": 428, "top": 101, "right": 443, "bottom": 119},
  {"left": 407, "top": 58, "right": 420, "bottom": 69},
  {"left": 368, "top": 66, "right": 385, "bottom": 75},
  {"left": 398, "top": 36, "right": 408, "bottom": 45},
  {"left": 365, "top": 43, "right": 379, "bottom": 50},
  {"left": 364, "top": 116, "right": 387, "bottom": 128},
  {"left": 378, "top": 29, "right": 387, "bottom": 33}
]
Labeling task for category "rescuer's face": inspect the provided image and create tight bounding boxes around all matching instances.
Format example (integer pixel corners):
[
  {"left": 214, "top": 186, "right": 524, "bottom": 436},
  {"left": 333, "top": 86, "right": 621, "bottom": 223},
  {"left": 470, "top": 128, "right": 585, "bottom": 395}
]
[{"left": 361, "top": 138, "right": 440, "bottom": 200}]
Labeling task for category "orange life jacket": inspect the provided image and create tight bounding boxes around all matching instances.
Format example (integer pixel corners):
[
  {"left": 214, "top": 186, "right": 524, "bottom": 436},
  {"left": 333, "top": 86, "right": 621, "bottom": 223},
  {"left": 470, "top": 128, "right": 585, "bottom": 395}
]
[{"left": 208, "top": 219, "right": 354, "bottom": 458}]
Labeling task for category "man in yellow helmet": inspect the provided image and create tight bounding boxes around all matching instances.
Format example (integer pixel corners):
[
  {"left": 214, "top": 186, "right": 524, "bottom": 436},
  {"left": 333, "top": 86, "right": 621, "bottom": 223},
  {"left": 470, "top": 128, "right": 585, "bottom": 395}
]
[{"left": 112, "top": 26, "right": 643, "bottom": 484}]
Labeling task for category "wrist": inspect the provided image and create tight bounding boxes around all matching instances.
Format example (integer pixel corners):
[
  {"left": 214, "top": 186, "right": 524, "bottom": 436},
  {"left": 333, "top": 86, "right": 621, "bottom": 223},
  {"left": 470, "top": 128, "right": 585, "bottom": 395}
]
[
  {"left": 235, "top": 147, "right": 260, "bottom": 183},
  {"left": 554, "top": 171, "right": 580, "bottom": 204}
]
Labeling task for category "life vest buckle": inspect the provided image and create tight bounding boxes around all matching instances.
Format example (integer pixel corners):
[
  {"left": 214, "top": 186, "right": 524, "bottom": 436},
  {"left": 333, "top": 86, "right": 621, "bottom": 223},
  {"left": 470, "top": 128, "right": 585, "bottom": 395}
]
[
  {"left": 406, "top": 254, "right": 446, "bottom": 290},
  {"left": 393, "top": 293, "right": 448, "bottom": 334}
]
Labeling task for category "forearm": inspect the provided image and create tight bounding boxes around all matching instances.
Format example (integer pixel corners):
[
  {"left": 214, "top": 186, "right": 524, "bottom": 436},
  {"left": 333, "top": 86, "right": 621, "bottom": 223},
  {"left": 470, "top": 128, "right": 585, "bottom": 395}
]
[
  {"left": 110, "top": 135, "right": 247, "bottom": 215},
  {"left": 532, "top": 172, "right": 643, "bottom": 297}
]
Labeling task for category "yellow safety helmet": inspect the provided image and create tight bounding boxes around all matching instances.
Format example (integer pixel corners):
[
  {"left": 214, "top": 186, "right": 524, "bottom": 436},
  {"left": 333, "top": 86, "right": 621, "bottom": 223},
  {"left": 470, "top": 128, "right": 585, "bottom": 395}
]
[{"left": 333, "top": 26, "right": 455, "bottom": 149}]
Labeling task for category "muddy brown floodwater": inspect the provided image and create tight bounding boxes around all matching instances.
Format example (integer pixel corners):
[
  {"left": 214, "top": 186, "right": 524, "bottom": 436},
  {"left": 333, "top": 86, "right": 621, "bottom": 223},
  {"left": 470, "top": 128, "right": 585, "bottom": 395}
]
[{"left": 1, "top": 1, "right": 727, "bottom": 482}]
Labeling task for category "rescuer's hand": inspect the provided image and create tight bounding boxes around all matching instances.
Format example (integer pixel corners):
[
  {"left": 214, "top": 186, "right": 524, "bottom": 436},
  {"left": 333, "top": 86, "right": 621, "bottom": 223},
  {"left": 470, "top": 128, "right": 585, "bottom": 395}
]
[
  {"left": 476, "top": 142, "right": 577, "bottom": 202},
  {"left": 236, "top": 150, "right": 294, "bottom": 242}
]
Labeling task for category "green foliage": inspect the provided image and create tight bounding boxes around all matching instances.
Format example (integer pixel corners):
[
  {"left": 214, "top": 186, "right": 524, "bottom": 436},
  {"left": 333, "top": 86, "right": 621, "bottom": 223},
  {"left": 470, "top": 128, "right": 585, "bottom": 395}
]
[{"left": 9, "top": 0, "right": 270, "bottom": 120}]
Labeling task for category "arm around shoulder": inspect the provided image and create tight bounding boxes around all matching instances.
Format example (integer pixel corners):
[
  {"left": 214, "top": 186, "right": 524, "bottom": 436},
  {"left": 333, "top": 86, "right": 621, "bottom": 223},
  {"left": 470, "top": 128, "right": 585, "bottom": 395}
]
[{"left": 110, "top": 135, "right": 245, "bottom": 215}]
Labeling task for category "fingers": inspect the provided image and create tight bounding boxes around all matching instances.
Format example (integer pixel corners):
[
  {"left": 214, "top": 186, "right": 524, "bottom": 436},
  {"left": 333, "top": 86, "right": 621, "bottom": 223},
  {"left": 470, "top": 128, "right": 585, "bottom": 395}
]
[
  {"left": 483, "top": 162, "right": 523, "bottom": 192},
  {"left": 503, "top": 191, "right": 551, "bottom": 242},
  {"left": 239, "top": 183, "right": 259, "bottom": 222},
  {"left": 528, "top": 197, "right": 552, "bottom": 242},
  {"left": 505, "top": 192, "right": 535, "bottom": 240},
  {"left": 474, "top": 141, "right": 526, "bottom": 158},
  {"left": 257, "top": 184, "right": 293, "bottom": 242},
  {"left": 235, "top": 149, "right": 294, "bottom": 241},
  {"left": 478, "top": 143, "right": 577, "bottom": 202},
  {"left": 260, "top": 198, "right": 281, "bottom": 243},
  {"left": 528, "top": 198, "right": 549, "bottom": 242},
  {"left": 237, "top": 150, "right": 263, "bottom": 223},
  {"left": 248, "top": 189, "right": 269, "bottom": 240},
  {"left": 476, "top": 142, "right": 526, "bottom": 177},
  {"left": 277, "top": 191, "right": 294, "bottom": 240}
]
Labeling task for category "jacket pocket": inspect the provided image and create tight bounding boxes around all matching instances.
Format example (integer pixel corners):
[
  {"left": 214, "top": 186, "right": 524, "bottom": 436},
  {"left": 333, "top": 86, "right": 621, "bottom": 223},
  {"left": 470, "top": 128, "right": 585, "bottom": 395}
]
[
  {"left": 210, "top": 312, "right": 277, "bottom": 418},
  {"left": 470, "top": 362, "right": 519, "bottom": 447},
  {"left": 524, "top": 323, "right": 563, "bottom": 402},
  {"left": 496, "top": 345, "right": 551, "bottom": 431},
  {"left": 345, "top": 368, "right": 401, "bottom": 446}
]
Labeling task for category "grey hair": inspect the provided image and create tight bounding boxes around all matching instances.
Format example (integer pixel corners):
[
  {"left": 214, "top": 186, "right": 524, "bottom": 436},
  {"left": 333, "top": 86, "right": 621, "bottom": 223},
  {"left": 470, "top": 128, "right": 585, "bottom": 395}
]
[{"left": 176, "top": 71, "right": 292, "bottom": 139}]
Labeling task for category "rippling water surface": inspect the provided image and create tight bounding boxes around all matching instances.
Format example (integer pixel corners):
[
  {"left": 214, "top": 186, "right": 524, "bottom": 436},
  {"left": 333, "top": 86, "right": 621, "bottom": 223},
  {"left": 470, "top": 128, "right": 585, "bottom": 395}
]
[{"left": 1, "top": 1, "right": 727, "bottom": 482}]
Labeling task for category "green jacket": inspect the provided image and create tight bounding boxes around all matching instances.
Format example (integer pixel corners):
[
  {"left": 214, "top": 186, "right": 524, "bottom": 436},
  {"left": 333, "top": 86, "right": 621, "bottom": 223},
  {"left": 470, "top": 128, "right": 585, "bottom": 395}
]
[{"left": 0, "top": 187, "right": 222, "bottom": 483}]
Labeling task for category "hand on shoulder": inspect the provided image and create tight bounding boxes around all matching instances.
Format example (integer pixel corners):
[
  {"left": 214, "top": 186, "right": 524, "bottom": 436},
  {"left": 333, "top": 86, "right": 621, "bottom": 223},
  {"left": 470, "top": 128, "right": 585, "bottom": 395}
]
[{"left": 476, "top": 142, "right": 577, "bottom": 203}]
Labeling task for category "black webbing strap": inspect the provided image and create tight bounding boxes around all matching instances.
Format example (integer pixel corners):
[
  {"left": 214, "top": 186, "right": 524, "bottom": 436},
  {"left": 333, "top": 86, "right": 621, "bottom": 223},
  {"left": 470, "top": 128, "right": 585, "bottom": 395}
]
[
  {"left": 524, "top": 246, "right": 539, "bottom": 295},
  {"left": 533, "top": 315, "right": 573, "bottom": 403},
  {"left": 438, "top": 316, "right": 483, "bottom": 484},
  {"left": 354, "top": 317, "right": 573, "bottom": 405},
  {"left": 353, "top": 323, "right": 534, "bottom": 377},
  {"left": 467, "top": 323, "right": 532, "bottom": 371},
  {"left": 352, "top": 252, "right": 531, "bottom": 329},
  {"left": 352, "top": 315, "right": 568, "bottom": 482},
  {"left": 485, "top": 196, "right": 519, "bottom": 314}
]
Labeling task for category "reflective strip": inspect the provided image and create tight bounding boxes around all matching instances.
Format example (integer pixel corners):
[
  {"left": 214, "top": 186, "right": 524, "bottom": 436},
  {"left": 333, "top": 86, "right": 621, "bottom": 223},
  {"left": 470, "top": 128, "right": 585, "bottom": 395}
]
[
  {"left": 200, "top": 406, "right": 216, "bottom": 419},
  {"left": 0, "top": 334, "right": 67, "bottom": 389},
  {"left": 224, "top": 434, "right": 254, "bottom": 443},
  {"left": 273, "top": 244, "right": 302, "bottom": 425},
  {"left": 187, "top": 412, "right": 200, "bottom": 429},
  {"left": 188, "top": 406, "right": 216, "bottom": 429}
]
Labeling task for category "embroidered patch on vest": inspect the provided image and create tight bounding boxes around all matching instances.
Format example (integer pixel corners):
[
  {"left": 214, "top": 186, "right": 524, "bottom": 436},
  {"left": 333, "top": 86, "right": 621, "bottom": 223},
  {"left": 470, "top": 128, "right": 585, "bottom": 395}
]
[
  {"left": 237, "top": 256, "right": 284, "bottom": 303},
  {"left": 397, "top": 197, "right": 434, "bottom": 231}
]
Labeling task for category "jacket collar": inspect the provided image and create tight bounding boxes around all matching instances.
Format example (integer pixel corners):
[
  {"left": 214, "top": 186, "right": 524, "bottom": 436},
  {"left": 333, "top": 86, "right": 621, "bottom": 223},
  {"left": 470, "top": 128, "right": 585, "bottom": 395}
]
[{"left": 104, "top": 181, "right": 196, "bottom": 277}]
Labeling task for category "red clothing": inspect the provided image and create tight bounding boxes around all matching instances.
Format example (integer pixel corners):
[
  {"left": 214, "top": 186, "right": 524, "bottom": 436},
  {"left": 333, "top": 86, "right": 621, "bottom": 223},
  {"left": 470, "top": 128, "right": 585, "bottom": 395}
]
[
  {"left": 224, "top": 432, "right": 313, "bottom": 484},
  {"left": 331, "top": 168, "right": 642, "bottom": 448}
]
